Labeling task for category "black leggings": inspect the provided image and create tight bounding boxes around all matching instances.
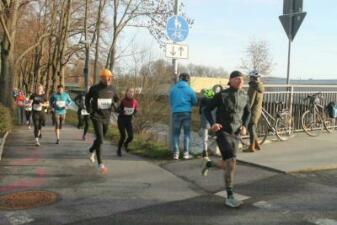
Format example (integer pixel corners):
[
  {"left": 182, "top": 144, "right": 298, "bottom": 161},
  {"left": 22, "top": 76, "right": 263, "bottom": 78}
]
[
  {"left": 25, "top": 110, "right": 32, "bottom": 125},
  {"left": 90, "top": 119, "right": 109, "bottom": 165},
  {"left": 82, "top": 115, "right": 89, "bottom": 136},
  {"left": 117, "top": 117, "right": 134, "bottom": 151},
  {"left": 32, "top": 111, "right": 46, "bottom": 138}
]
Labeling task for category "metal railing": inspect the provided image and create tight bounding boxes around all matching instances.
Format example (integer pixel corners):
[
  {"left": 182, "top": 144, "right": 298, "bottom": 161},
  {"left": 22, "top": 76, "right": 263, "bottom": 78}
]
[{"left": 257, "top": 84, "right": 337, "bottom": 131}]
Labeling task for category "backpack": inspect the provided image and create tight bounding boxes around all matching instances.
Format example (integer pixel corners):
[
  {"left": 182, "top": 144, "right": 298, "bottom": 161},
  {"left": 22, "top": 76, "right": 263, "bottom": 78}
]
[{"left": 326, "top": 101, "right": 337, "bottom": 118}]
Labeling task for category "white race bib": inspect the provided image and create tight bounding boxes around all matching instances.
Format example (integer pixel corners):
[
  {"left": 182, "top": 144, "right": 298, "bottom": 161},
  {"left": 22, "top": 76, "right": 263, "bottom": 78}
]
[
  {"left": 97, "top": 98, "right": 112, "bottom": 110},
  {"left": 81, "top": 109, "right": 89, "bottom": 115},
  {"left": 33, "top": 104, "right": 42, "bottom": 111},
  {"left": 56, "top": 100, "right": 66, "bottom": 108},
  {"left": 124, "top": 107, "right": 135, "bottom": 116}
]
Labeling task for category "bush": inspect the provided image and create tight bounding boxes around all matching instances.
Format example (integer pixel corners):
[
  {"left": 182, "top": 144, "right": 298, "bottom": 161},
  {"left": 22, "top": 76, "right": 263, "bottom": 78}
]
[{"left": 0, "top": 103, "right": 12, "bottom": 136}]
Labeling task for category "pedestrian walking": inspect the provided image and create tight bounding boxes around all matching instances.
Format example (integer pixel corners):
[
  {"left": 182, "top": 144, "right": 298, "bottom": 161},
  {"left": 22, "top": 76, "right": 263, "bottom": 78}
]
[
  {"left": 117, "top": 87, "right": 138, "bottom": 157},
  {"left": 85, "top": 69, "right": 119, "bottom": 174},
  {"left": 50, "top": 85, "right": 73, "bottom": 144},
  {"left": 201, "top": 71, "right": 251, "bottom": 207},
  {"left": 246, "top": 70, "right": 265, "bottom": 152},
  {"left": 169, "top": 73, "right": 198, "bottom": 160}
]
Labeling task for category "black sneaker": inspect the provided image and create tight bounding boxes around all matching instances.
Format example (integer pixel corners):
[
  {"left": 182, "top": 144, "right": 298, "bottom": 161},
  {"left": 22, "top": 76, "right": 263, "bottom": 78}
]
[
  {"left": 124, "top": 144, "right": 129, "bottom": 152},
  {"left": 117, "top": 149, "right": 122, "bottom": 157},
  {"left": 56, "top": 139, "right": 60, "bottom": 144}
]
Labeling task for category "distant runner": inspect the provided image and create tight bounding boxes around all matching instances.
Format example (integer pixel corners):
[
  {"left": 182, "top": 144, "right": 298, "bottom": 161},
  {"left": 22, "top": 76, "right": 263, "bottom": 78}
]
[
  {"left": 30, "top": 84, "right": 48, "bottom": 146},
  {"left": 117, "top": 87, "right": 138, "bottom": 157},
  {"left": 74, "top": 91, "right": 90, "bottom": 140},
  {"left": 50, "top": 85, "right": 73, "bottom": 144}
]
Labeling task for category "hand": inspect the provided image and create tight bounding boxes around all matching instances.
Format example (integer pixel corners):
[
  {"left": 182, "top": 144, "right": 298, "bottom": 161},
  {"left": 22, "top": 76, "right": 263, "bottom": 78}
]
[
  {"left": 211, "top": 123, "right": 222, "bottom": 132},
  {"left": 240, "top": 126, "right": 247, "bottom": 136}
]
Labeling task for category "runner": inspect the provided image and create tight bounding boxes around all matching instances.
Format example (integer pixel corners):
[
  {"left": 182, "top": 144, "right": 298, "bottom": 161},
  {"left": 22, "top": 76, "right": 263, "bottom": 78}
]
[
  {"left": 15, "top": 90, "right": 26, "bottom": 125},
  {"left": 24, "top": 92, "right": 33, "bottom": 129},
  {"left": 85, "top": 69, "right": 119, "bottom": 173},
  {"left": 30, "top": 84, "right": 48, "bottom": 146},
  {"left": 201, "top": 71, "right": 251, "bottom": 208},
  {"left": 74, "top": 91, "right": 90, "bottom": 140},
  {"left": 50, "top": 85, "right": 73, "bottom": 144},
  {"left": 117, "top": 87, "right": 138, "bottom": 157}
]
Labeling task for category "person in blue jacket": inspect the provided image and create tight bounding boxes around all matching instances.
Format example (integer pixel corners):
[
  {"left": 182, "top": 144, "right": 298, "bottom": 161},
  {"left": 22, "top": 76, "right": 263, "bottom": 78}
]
[
  {"left": 169, "top": 73, "right": 198, "bottom": 160},
  {"left": 50, "top": 85, "right": 73, "bottom": 144}
]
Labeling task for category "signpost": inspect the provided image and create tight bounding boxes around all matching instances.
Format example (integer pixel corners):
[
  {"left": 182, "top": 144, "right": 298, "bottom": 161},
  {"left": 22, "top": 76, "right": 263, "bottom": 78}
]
[
  {"left": 166, "top": 16, "right": 189, "bottom": 43},
  {"left": 165, "top": 43, "right": 189, "bottom": 59},
  {"left": 279, "top": 0, "right": 307, "bottom": 84}
]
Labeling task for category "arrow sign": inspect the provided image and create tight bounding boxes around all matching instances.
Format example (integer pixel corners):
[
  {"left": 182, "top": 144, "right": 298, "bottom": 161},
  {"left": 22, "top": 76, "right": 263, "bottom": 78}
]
[
  {"left": 165, "top": 43, "right": 189, "bottom": 59},
  {"left": 279, "top": 12, "right": 306, "bottom": 41}
]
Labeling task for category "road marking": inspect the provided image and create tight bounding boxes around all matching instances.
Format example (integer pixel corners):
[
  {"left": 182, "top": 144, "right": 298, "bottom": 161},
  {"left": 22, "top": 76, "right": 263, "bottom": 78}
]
[
  {"left": 253, "top": 201, "right": 290, "bottom": 214},
  {"left": 5, "top": 212, "right": 34, "bottom": 225},
  {"left": 215, "top": 191, "right": 251, "bottom": 201},
  {"left": 311, "top": 218, "right": 337, "bottom": 225}
]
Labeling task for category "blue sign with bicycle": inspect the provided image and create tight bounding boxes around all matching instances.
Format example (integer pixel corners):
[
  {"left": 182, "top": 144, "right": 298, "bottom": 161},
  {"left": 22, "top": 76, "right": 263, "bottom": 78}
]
[{"left": 166, "top": 16, "right": 189, "bottom": 42}]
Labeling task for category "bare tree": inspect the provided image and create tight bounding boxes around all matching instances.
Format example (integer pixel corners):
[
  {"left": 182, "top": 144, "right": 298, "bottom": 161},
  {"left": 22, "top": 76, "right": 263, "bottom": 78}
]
[{"left": 241, "top": 39, "right": 274, "bottom": 76}]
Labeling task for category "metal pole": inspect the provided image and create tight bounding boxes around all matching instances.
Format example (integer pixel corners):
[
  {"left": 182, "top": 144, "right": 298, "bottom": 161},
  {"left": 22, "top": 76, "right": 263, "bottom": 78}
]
[
  {"left": 286, "top": 38, "right": 292, "bottom": 85},
  {"left": 83, "top": 0, "right": 89, "bottom": 92},
  {"left": 169, "top": 0, "right": 179, "bottom": 151}
]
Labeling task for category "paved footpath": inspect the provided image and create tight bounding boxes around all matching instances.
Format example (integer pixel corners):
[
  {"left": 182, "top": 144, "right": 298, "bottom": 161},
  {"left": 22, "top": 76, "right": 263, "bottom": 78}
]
[
  {"left": 0, "top": 124, "right": 199, "bottom": 225},
  {"left": 0, "top": 123, "right": 337, "bottom": 225}
]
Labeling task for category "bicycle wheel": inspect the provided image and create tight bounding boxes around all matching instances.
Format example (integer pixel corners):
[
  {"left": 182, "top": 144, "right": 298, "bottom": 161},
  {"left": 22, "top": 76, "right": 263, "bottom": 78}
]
[
  {"left": 275, "top": 112, "right": 294, "bottom": 141},
  {"left": 301, "top": 110, "right": 324, "bottom": 137},
  {"left": 240, "top": 120, "right": 269, "bottom": 146}
]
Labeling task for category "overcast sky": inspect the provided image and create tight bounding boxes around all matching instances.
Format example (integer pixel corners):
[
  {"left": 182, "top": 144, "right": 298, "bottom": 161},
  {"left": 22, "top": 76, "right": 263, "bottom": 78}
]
[{"left": 121, "top": 0, "right": 337, "bottom": 79}]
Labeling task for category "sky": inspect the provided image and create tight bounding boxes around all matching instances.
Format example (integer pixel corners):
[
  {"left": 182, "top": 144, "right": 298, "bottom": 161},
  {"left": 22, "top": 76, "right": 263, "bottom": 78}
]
[{"left": 122, "top": 0, "right": 337, "bottom": 80}]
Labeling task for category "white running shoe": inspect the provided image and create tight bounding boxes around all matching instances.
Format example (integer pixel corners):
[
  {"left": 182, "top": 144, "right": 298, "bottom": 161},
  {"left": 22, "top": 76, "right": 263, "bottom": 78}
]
[
  {"left": 173, "top": 153, "right": 179, "bottom": 160},
  {"left": 225, "top": 195, "right": 242, "bottom": 208},
  {"left": 89, "top": 153, "right": 95, "bottom": 163},
  {"left": 98, "top": 164, "right": 108, "bottom": 174},
  {"left": 201, "top": 158, "right": 211, "bottom": 176},
  {"left": 183, "top": 152, "right": 192, "bottom": 160},
  {"left": 35, "top": 139, "right": 40, "bottom": 146}
]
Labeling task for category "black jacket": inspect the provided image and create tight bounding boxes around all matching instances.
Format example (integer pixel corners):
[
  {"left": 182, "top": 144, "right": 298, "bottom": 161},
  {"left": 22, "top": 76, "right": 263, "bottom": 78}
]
[
  {"left": 85, "top": 82, "right": 119, "bottom": 123},
  {"left": 204, "top": 87, "right": 251, "bottom": 135}
]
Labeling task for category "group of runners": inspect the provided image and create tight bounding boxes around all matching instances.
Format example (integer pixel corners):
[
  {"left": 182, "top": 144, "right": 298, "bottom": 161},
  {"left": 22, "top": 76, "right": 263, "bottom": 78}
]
[
  {"left": 15, "top": 68, "right": 264, "bottom": 208},
  {"left": 16, "top": 69, "right": 138, "bottom": 174}
]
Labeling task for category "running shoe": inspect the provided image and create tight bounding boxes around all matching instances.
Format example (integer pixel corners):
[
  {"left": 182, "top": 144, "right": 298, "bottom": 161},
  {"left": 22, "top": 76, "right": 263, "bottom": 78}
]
[
  {"left": 98, "top": 164, "right": 108, "bottom": 174},
  {"left": 173, "top": 153, "right": 179, "bottom": 160},
  {"left": 183, "top": 152, "right": 192, "bottom": 160},
  {"left": 117, "top": 149, "right": 122, "bottom": 157},
  {"left": 201, "top": 158, "right": 211, "bottom": 176},
  {"left": 89, "top": 153, "right": 95, "bottom": 163},
  {"left": 225, "top": 195, "right": 242, "bottom": 208},
  {"left": 35, "top": 139, "right": 40, "bottom": 147},
  {"left": 56, "top": 139, "right": 60, "bottom": 144}
]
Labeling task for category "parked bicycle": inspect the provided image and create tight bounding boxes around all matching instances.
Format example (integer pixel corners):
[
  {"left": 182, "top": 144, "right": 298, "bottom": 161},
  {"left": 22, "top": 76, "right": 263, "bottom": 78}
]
[
  {"left": 241, "top": 102, "right": 294, "bottom": 146},
  {"left": 301, "top": 92, "right": 334, "bottom": 137}
]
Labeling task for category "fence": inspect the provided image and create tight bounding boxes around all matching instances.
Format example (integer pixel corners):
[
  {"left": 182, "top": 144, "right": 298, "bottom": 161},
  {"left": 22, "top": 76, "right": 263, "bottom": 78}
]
[{"left": 259, "top": 84, "right": 337, "bottom": 131}]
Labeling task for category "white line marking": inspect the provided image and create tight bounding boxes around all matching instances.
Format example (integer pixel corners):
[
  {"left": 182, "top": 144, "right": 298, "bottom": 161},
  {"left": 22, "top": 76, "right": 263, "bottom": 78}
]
[
  {"left": 5, "top": 212, "right": 34, "bottom": 225},
  {"left": 312, "top": 218, "right": 337, "bottom": 225}
]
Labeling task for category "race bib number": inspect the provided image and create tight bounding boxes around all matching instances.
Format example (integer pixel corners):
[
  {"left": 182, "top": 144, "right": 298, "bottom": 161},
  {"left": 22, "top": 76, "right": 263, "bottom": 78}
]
[
  {"left": 97, "top": 98, "right": 112, "bottom": 110},
  {"left": 33, "top": 104, "right": 42, "bottom": 111},
  {"left": 56, "top": 100, "right": 66, "bottom": 108},
  {"left": 81, "top": 109, "right": 89, "bottom": 115},
  {"left": 124, "top": 107, "right": 135, "bottom": 116}
]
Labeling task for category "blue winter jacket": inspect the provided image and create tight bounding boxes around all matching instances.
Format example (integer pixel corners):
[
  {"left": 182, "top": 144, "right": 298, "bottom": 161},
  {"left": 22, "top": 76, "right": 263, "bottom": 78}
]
[{"left": 169, "top": 81, "right": 198, "bottom": 113}]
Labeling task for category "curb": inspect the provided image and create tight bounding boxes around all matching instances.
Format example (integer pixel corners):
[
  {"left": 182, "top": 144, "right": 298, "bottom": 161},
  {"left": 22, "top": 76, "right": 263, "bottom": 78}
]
[{"left": 0, "top": 131, "right": 10, "bottom": 161}]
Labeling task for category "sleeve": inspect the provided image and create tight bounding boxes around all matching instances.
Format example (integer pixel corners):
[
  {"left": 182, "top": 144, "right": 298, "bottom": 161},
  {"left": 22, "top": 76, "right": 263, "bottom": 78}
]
[
  {"left": 117, "top": 100, "right": 123, "bottom": 114},
  {"left": 242, "top": 100, "right": 251, "bottom": 128},
  {"left": 134, "top": 100, "right": 139, "bottom": 115},
  {"left": 204, "top": 94, "right": 220, "bottom": 126},
  {"left": 191, "top": 90, "right": 198, "bottom": 106},
  {"left": 49, "top": 95, "right": 54, "bottom": 107},
  {"left": 249, "top": 90, "right": 257, "bottom": 108},
  {"left": 85, "top": 87, "right": 93, "bottom": 114},
  {"left": 29, "top": 94, "right": 34, "bottom": 101},
  {"left": 66, "top": 94, "right": 73, "bottom": 106},
  {"left": 74, "top": 94, "right": 81, "bottom": 107}
]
